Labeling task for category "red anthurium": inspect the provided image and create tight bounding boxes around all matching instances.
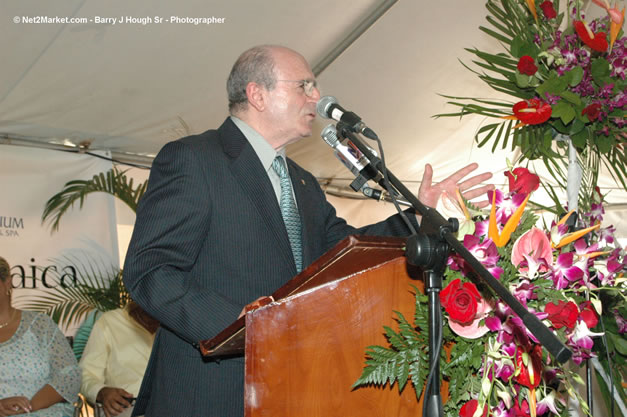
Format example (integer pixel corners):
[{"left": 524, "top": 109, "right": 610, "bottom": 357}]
[
  {"left": 539, "top": 1, "right": 557, "bottom": 18},
  {"left": 515, "top": 345, "right": 543, "bottom": 388},
  {"left": 513, "top": 99, "right": 552, "bottom": 125},
  {"left": 517, "top": 55, "right": 538, "bottom": 75},
  {"left": 515, "top": 345, "right": 543, "bottom": 417},
  {"left": 574, "top": 20, "right": 608, "bottom": 52},
  {"left": 592, "top": 0, "right": 626, "bottom": 50},
  {"left": 582, "top": 103, "right": 603, "bottom": 122},
  {"left": 459, "top": 399, "right": 488, "bottom": 417}
]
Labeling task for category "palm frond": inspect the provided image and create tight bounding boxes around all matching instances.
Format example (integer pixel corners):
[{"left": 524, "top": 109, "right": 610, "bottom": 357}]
[
  {"left": 12, "top": 254, "right": 128, "bottom": 328},
  {"left": 42, "top": 167, "right": 147, "bottom": 232}
]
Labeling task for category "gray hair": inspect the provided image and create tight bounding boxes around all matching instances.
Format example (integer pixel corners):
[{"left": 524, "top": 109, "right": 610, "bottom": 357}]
[
  {"left": 227, "top": 45, "right": 277, "bottom": 114},
  {"left": 0, "top": 257, "right": 9, "bottom": 283}
]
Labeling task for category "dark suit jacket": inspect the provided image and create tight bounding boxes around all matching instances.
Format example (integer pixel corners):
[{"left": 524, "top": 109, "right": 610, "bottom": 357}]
[{"left": 123, "top": 118, "right": 416, "bottom": 416}]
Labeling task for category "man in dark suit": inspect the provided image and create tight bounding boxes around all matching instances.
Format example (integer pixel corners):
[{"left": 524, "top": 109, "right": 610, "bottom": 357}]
[{"left": 123, "top": 45, "right": 493, "bottom": 416}]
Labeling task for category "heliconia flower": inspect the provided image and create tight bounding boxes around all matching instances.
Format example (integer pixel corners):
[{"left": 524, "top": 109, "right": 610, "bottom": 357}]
[
  {"left": 539, "top": 1, "right": 557, "bottom": 18},
  {"left": 511, "top": 98, "right": 552, "bottom": 125},
  {"left": 489, "top": 192, "right": 531, "bottom": 247},
  {"left": 591, "top": 0, "right": 626, "bottom": 51},
  {"left": 526, "top": 0, "right": 539, "bottom": 22},
  {"left": 574, "top": 20, "right": 609, "bottom": 52},
  {"left": 608, "top": 7, "right": 625, "bottom": 51},
  {"left": 551, "top": 211, "right": 601, "bottom": 249},
  {"left": 487, "top": 189, "right": 527, "bottom": 225}
]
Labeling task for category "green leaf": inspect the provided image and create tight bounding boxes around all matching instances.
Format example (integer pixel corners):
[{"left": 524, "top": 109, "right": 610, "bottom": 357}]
[
  {"left": 595, "top": 135, "right": 613, "bottom": 154},
  {"left": 552, "top": 101, "right": 576, "bottom": 124},
  {"left": 536, "top": 73, "right": 569, "bottom": 95},
  {"left": 590, "top": 58, "right": 611, "bottom": 85},
  {"left": 41, "top": 167, "right": 147, "bottom": 233},
  {"left": 570, "top": 128, "right": 588, "bottom": 148},
  {"left": 515, "top": 72, "right": 531, "bottom": 88},
  {"left": 566, "top": 66, "right": 584, "bottom": 87},
  {"left": 610, "top": 333, "right": 627, "bottom": 356},
  {"left": 559, "top": 91, "right": 582, "bottom": 106}
]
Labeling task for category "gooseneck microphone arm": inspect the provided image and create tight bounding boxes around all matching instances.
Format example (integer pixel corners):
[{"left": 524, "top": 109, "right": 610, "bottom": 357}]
[{"left": 334, "top": 122, "right": 572, "bottom": 416}]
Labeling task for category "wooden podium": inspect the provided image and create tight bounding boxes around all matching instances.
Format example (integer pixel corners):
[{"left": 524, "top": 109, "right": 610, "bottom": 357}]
[{"left": 200, "top": 235, "right": 425, "bottom": 416}]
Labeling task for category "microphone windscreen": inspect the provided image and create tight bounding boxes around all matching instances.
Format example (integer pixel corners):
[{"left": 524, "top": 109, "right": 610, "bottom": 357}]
[
  {"left": 316, "top": 96, "right": 337, "bottom": 119},
  {"left": 320, "top": 124, "right": 339, "bottom": 147}
]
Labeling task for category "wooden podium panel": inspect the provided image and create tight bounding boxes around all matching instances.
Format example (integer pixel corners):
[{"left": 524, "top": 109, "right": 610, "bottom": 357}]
[{"left": 244, "top": 256, "right": 424, "bottom": 417}]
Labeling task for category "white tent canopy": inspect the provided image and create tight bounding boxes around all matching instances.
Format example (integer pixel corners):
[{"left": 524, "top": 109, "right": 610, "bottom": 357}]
[{"left": 2, "top": 0, "right": 625, "bottom": 238}]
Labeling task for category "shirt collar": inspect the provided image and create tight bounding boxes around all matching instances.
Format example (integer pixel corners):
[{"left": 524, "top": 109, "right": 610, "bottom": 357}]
[{"left": 230, "top": 116, "right": 285, "bottom": 171}]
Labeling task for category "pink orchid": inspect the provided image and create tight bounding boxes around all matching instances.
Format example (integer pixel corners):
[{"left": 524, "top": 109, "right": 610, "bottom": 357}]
[
  {"left": 568, "top": 321, "right": 604, "bottom": 364},
  {"left": 448, "top": 235, "right": 504, "bottom": 280},
  {"left": 536, "top": 390, "right": 564, "bottom": 415},
  {"left": 551, "top": 252, "right": 585, "bottom": 289}
]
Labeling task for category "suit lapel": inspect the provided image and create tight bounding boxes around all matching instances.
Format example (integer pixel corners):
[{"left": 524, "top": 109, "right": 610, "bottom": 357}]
[{"left": 218, "top": 119, "right": 297, "bottom": 274}]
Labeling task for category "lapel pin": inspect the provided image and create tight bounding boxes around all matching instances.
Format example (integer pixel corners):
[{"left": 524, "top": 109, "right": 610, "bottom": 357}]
[{"left": 301, "top": 179, "right": 306, "bottom": 186}]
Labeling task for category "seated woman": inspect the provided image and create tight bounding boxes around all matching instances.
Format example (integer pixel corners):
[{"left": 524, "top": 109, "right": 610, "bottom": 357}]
[
  {"left": 79, "top": 300, "right": 158, "bottom": 417},
  {"left": 0, "top": 256, "right": 81, "bottom": 417}
]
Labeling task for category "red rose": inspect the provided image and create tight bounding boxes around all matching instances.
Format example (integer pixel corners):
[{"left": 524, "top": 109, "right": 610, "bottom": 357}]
[
  {"left": 582, "top": 103, "right": 603, "bottom": 122},
  {"left": 517, "top": 55, "right": 538, "bottom": 75},
  {"left": 515, "top": 345, "right": 543, "bottom": 388},
  {"left": 574, "top": 20, "right": 608, "bottom": 52},
  {"left": 440, "top": 279, "right": 481, "bottom": 325},
  {"left": 513, "top": 98, "right": 552, "bottom": 125},
  {"left": 505, "top": 167, "right": 540, "bottom": 194},
  {"left": 540, "top": 1, "right": 557, "bottom": 19},
  {"left": 579, "top": 301, "right": 599, "bottom": 329},
  {"left": 545, "top": 300, "right": 578, "bottom": 329},
  {"left": 459, "top": 399, "right": 488, "bottom": 417}
]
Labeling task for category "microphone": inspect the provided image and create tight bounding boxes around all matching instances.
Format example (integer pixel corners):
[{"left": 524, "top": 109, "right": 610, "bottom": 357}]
[
  {"left": 320, "top": 124, "right": 381, "bottom": 191},
  {"left": 317, "top": 96, "right": 378, "bottom": 139}
]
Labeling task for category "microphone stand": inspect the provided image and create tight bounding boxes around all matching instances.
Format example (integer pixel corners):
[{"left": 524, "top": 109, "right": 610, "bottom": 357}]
[{"left": 335, "top": 123, "right": 572, "bottom": 417}]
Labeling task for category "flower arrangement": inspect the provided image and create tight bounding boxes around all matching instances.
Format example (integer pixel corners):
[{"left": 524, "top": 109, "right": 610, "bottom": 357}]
[
  {"left": 353, "top": 167, "right": 626, "bottom": 416},
  {"left": 436, "top": 0, "right": 626, "bottom": 212}
]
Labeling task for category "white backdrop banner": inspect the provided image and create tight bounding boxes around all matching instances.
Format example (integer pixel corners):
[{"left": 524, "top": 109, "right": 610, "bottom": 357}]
[{"left": 0, "top": 145, "right": 118, "bottom": 333}]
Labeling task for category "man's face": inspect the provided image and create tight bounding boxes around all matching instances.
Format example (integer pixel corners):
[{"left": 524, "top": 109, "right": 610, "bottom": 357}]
[{"left": 262, "top": 49, "right": 321, "bottom": 148}]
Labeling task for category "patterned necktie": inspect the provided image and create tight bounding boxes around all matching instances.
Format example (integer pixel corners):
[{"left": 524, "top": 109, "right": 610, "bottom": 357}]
[{"left": 272, "top": 156, "right": 302, "bottom": 273}]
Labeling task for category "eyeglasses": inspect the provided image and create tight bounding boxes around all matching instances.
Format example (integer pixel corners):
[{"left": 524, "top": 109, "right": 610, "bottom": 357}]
[{"left": 276, "top": 79, "right": 318, "bottom": 97}]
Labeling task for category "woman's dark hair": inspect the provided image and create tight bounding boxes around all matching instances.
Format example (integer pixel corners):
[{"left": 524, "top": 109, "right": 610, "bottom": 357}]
[{"left": 0, "top": 257, "right": 9, "bottom": 283}]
